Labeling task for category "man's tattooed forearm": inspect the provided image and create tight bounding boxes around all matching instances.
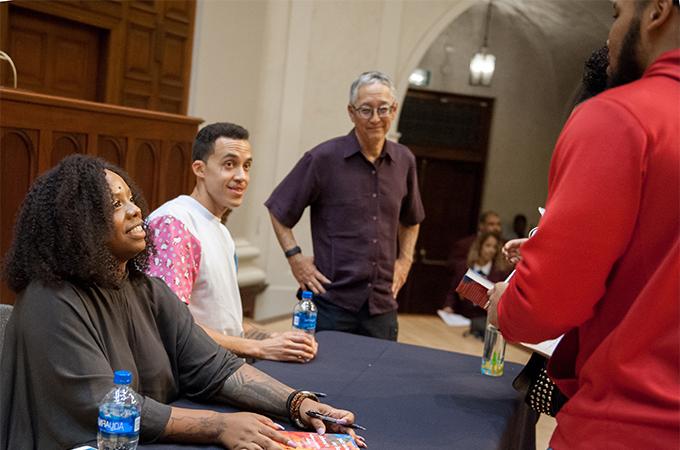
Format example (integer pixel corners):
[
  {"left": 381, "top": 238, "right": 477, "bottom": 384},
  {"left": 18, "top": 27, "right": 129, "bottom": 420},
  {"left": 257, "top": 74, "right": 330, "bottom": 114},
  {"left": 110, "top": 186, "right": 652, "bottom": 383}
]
[{"left": 215, "top": 365, "right": 290, "bottom": 417}]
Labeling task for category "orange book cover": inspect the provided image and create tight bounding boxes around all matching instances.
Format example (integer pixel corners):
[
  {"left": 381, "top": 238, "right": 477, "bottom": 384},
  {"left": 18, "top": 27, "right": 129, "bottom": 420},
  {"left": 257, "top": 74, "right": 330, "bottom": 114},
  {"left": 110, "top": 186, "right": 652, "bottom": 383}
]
[{"left": 280, "top": 431, "right": 360, "bottom": 449}]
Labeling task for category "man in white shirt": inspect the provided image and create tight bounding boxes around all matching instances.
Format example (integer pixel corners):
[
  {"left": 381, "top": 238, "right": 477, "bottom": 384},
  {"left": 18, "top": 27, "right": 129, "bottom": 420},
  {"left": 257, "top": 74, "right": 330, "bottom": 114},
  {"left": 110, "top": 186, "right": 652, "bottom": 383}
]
[{"left": 148, "top": 122, "right": 317, "bottom": 362}]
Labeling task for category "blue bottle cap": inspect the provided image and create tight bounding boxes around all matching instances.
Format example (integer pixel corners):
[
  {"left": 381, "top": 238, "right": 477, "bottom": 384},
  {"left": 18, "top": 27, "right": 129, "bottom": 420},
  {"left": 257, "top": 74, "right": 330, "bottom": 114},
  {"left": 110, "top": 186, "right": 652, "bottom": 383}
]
[
  {"left": 113, "top": 370, "right": 132, "bottom": 385},
  {"left": 302, "top": 290, "right": 313, "bottom": 299}
]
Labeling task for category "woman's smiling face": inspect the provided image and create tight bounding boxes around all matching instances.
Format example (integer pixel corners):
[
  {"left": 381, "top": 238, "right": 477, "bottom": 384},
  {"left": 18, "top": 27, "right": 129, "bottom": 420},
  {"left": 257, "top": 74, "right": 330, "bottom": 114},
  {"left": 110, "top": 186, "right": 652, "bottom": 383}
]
[{"left": 104, "top": 169, "right": 146, "bottom": 269}]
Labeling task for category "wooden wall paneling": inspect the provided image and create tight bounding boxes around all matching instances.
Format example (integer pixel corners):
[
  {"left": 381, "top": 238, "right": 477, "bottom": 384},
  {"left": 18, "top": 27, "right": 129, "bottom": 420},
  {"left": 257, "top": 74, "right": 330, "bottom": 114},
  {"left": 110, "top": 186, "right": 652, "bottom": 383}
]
[
  {"left": 157, "top": 27, "right": 186, "bottom": 114},
  {"left": 183, "top": 143, "right": 195, "bottom": 194},
  {"left": 51, "top": 24, "right": 103, "bottom": 100},
  {"left": 0, "top": 127, "right": 39, "bottom": 304},
  {"left": 103, "top": 22, "right": 124, "bottom": 105},
  {"left": 128, "top": 137, "right": 160, "bottom": 207},
  {"left": 50, "top": 131, "right": 87, "bottom": 167},
  {"left": 163, "top": 0, "right": 193, "bottom": 24},
  {"left": 2, "top": 1, "right": 123, "bottom": 105},
  {"left": 73, "top": 0, "right": 124, "bottom": 19},
  {"left": 6, "top": 8, "right": 48, "bottom": 91},
  {"left": 173, "top": 0, "right": 196, "bottom": 114},
  {"left": 0, "top": 88, "right": 202, "bottom": 303},
  {"left": 5, "top": 5, "right": 107, "bottom": 101},
  {"left": 123, "top": 2, "right": 158, "bottom": 111},
  {"left": 0, "top": 3, "right": 8, "bottom": 87},
  {"left": 159, "top": 141, "right": 190, "bottom": 202},
  {"left": 130, "top": 1, "right": 158, "bottom": 15},
  {"left": 158, "top": 1, "right": 194, "bottom": 114},
  {"left": 37, "top": 128, "right": 53, "bottom": 175},
  {"left": 1, "top": 0, "right": 196, "bottom": 114},
  {"left": 10, "top": 1, "right": 121, "bottom": 29},
  {"left": 97, "top": 135, "right": 128, "bottom": 167}
]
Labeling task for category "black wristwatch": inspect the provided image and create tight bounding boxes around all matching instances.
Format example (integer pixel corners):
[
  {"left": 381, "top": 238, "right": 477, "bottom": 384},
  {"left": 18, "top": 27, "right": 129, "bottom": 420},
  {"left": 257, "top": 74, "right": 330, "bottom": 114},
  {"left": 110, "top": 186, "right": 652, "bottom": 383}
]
[{"left": 284, "top": 246, "right": 302, "bottom": 258}]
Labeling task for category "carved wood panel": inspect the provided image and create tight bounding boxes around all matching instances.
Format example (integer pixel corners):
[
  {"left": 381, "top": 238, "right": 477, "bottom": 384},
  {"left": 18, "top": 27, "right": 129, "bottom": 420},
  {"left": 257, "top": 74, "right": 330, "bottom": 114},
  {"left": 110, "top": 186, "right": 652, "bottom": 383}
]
[
  {"left": 7, "top": 6, "right": 104, "bottom": 101},
  {"left": 159, "top": 142, "right": 192, "bottom": 202},
  {"left": 97, "top": 135, "right": 127, "bottom": 167},
  {"left": 163, "top": 0, "right": 193, "bottom": 24},
  {"left": 0, "top": 88, "right": 202, "bottom": 304},
  {"left": 0, "top": 0, "right": 195, "bottom": 114},
  {"left": 0, "top": 127, "right": 39, "bottom": 303},
  {"left": 128, "top": 139, "right": 160, "bottom": 206},
  {"left": 51, "top": 131, "right": 87, "bottom": 167},
  {"left": 70, "top": 0, "right": 124, "bottom": 19}
]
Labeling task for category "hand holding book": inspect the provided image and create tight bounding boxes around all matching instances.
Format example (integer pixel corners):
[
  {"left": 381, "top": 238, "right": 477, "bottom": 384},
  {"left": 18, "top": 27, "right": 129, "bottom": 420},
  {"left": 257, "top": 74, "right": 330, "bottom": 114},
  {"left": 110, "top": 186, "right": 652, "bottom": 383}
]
[{"left": 455, "top": 268, "right": 495, "bottom": 309}]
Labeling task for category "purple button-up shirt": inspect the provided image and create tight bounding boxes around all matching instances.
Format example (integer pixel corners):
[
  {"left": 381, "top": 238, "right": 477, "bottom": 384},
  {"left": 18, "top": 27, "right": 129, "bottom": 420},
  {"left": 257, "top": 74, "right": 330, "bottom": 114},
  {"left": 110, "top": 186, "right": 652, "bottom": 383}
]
[{"left": 265, "top": 130, "right": 425, "bottom": 314}]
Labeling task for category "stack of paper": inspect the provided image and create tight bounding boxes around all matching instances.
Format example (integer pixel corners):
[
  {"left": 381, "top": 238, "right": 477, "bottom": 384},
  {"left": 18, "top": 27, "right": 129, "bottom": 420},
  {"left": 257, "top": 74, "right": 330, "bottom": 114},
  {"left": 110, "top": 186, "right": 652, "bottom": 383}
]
[
  {"left": 437, "top": 309, "right": 471, "bottom": 327},
  {"left": 521, "top": 336, "right": 563, "bottom": 358}
]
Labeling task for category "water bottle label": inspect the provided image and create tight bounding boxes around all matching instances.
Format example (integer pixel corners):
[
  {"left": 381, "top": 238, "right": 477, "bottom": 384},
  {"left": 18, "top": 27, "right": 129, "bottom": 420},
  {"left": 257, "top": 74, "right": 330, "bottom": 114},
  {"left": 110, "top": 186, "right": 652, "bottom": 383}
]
[
  {"left": 98, "top": 414, "right": 140, "bottom": 434},
  {"left": 293, "top": 311, "right": 317, "bottom": 331}
]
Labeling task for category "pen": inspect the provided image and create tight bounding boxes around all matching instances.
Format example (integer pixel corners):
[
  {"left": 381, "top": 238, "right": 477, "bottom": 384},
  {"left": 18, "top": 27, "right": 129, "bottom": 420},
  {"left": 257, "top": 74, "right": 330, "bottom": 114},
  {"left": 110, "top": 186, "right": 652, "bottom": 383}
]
[
  {"left": 312, "top": 391, "right": 327, "bottom": 398},
  {"left": 305, "top": 410, "right": 367, "bottom": 431}
]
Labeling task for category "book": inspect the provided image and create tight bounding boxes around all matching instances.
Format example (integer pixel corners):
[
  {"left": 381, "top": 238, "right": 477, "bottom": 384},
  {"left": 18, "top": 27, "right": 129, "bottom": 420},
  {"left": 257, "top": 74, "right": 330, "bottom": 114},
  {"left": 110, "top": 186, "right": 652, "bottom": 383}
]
[
  {"left": 521, "top": 335, "right": 563, "bottom": 358},
  {"left": 437, "top": 309, "right": 471, "bottom": 327},
  {"left": 280, "top": 432, "right": 359, "bottom": 449},
  {"left": 455, "top": 268, "right": 494, "bottom": 309}
]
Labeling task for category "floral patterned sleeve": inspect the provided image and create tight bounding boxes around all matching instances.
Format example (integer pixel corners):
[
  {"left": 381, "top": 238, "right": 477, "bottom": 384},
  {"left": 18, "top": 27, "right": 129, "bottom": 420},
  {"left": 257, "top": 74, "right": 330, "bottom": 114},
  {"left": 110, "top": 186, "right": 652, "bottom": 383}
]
[{"left": 146, "top": 215, "right": 201, "bottom": 304}]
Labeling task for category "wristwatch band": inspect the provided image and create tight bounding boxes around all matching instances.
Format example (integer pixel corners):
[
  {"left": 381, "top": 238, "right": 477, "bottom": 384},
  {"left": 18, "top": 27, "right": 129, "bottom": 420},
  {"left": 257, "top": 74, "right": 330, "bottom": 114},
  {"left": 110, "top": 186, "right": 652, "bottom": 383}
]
[{"left": 284, "top": 246, "right": 302, "bottom": 258}]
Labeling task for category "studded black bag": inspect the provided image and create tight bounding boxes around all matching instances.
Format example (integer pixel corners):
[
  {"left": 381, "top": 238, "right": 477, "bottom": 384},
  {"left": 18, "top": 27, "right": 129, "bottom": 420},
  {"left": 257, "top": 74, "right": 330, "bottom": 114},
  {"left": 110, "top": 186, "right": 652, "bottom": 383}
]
[{"left": 512, "top": 352, "right": 568, "bottom": 417}]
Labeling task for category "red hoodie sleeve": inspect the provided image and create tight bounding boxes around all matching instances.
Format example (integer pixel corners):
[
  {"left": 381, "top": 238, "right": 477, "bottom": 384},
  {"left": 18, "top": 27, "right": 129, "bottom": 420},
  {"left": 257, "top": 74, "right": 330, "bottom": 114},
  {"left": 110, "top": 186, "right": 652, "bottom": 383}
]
[{"left": 498, "top": 98, "right": 647, "bottom": 343}]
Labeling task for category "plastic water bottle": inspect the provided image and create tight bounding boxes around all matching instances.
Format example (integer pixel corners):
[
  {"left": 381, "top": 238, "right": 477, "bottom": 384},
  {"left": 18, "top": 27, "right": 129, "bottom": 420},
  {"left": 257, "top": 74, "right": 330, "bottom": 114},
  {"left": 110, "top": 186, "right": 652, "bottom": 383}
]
[
  {"left": 97, "top": 370, "right": 141, "bottom": 450},
  {"left": 481, "top": 321, "right": 506, "bottom": 376},
  {"left": 292, "top": 290, "right": 317, "bottom": 335}
]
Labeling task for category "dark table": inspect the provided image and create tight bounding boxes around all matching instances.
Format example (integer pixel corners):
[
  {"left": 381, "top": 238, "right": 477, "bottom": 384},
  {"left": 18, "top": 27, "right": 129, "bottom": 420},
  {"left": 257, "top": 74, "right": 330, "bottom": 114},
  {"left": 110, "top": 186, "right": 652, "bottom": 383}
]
[{"left": 143, "top": 331, "right": 536, "bottom": 450}]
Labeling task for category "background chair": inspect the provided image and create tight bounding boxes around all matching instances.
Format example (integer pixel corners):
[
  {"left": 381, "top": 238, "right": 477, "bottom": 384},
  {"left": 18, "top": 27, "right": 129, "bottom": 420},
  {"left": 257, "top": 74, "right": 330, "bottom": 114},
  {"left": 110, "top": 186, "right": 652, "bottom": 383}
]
[{"left": 0, "top": 304, "right": 13, "bottom": 355}]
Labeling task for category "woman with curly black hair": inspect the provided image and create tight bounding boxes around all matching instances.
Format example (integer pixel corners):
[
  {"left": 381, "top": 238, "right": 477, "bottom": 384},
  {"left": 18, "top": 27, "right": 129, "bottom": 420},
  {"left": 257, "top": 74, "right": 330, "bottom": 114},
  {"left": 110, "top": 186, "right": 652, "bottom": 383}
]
[
  {"left": 3, "top": 154, "right": 153, "bottom": 292},
  {"left": 0, "top": 155, "right": 364, "bottom": 450}
]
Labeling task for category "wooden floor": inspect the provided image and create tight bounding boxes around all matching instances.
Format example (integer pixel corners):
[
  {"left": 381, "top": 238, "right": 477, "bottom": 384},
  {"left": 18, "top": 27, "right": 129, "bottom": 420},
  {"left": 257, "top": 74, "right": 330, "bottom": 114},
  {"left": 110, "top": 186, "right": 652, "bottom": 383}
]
[{"left": 256, "top": 313, "right": 556, "bottom": 449}]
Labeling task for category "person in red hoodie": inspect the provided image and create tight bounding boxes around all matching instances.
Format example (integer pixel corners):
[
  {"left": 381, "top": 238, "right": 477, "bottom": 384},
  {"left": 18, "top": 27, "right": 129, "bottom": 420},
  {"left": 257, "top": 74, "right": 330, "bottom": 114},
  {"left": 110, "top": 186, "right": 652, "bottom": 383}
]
[{"left": 487, "top": 0, "right": 680, "bottom": 448}]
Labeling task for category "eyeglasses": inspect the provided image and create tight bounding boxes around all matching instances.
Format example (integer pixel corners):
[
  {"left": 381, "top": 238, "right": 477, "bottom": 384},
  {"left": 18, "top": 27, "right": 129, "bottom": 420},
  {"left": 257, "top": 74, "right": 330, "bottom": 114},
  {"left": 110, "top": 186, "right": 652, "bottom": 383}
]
[{"left": 351, "top": 103, "right": 395, "bottom": 120}]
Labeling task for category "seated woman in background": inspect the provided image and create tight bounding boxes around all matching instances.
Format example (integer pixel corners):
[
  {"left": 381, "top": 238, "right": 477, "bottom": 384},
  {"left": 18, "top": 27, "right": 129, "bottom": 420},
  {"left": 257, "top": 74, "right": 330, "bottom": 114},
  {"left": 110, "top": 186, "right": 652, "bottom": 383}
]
[
  {"left": 441, "top": 231, "right": 510, "bottom": 319},
  {"left": 0, "top": 155, "right": 365, "bottom": 449}
]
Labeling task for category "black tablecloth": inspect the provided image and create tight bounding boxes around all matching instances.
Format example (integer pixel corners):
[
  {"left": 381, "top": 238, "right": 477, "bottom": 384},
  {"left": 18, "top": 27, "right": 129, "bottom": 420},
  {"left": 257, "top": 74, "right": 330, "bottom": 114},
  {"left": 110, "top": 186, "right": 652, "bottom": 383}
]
[{"left": 143, "top": 331, "right": 536, "bottom": 449}]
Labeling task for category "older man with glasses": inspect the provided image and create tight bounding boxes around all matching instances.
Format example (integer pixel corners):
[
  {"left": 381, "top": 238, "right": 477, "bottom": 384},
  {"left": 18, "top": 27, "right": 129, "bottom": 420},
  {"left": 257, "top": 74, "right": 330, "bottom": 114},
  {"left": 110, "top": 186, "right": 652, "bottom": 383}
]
[{"left": 265, "top": 71, "right": 425, "bottom": 340}]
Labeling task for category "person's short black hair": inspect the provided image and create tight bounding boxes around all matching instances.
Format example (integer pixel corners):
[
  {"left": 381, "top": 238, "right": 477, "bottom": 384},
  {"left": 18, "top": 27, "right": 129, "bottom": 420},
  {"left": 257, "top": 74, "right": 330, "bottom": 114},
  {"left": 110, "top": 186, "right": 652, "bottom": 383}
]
[
  {"left": 192, "top": 122, "right": 249, "bottom": 162},
  {"left": 3, "top": 154, "right": 152, "bottom": 292}
]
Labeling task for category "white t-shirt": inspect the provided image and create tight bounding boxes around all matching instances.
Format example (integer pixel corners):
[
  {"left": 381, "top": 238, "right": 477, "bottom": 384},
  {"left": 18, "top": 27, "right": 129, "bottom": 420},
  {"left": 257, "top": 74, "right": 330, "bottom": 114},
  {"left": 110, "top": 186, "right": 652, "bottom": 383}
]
[{"left": 147, "top": 195, "right": 244, "bottom": 337}]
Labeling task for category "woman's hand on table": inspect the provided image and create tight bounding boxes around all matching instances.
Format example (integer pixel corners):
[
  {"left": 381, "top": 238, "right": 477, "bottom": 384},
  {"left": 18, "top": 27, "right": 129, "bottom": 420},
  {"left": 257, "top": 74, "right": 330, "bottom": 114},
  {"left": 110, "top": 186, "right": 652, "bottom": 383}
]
[
  {"left": 298, "top": 399, "right": 367, "bottom": 448},
  {"left": 217, "top": 412, "right": 292, "bottom": 449}
]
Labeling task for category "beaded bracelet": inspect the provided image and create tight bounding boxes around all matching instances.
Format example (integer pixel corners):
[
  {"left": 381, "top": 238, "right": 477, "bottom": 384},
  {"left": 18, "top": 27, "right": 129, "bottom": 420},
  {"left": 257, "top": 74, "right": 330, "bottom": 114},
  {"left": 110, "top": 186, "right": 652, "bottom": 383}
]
[{"left": 286, "top": 390, "right": 319, "bottom": 429}]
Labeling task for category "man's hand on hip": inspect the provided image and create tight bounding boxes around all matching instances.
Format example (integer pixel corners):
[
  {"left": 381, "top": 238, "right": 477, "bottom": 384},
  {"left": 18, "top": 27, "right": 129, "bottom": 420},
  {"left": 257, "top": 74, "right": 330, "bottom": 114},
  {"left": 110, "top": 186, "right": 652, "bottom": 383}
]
[{"left": 288, "top": 253, "right": 331, "bottom": 294}]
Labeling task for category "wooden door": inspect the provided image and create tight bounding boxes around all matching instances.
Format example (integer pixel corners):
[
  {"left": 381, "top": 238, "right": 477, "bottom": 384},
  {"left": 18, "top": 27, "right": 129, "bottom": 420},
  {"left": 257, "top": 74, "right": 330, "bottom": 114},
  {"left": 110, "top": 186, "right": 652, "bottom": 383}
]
[
  {"left": 396, "top": 89, "right": 494, "bottom": 314},
  {"left": 4, "top": 6, "right": 106, "bottom": 101},
  {"left": 0, "top": 0, "right": 196, "bottom": 114}
]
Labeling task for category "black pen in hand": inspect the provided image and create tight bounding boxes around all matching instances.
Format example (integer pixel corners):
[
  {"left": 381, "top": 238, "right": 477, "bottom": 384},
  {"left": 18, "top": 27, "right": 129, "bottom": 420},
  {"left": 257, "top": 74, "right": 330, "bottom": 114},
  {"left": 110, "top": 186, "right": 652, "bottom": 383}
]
[{"left": 305, "top": 410, "right": 367, "bottom": 431}]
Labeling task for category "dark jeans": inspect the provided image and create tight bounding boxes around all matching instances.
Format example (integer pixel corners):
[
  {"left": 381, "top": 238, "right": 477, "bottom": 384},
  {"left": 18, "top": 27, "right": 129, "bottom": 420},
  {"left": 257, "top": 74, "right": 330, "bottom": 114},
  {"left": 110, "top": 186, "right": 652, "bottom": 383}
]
[{"left": 314, "top": 299, "right": 398, "bottom": 341}]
